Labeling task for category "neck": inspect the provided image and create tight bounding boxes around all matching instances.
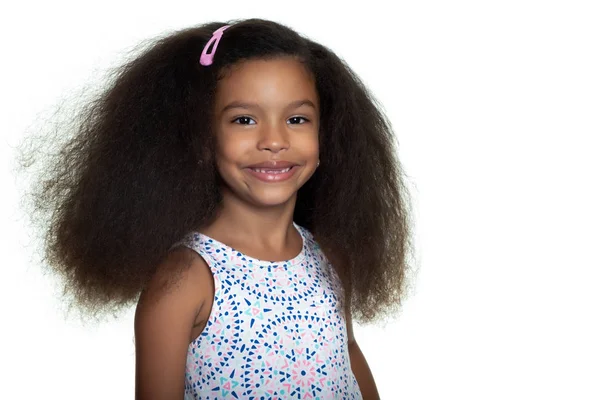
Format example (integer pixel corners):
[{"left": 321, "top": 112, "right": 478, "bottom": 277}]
[{"left": 198, "top": 187, "right": 300, "bottom": 252}]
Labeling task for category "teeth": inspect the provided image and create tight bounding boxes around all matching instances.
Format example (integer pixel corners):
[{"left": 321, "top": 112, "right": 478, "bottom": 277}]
[{"left": 251, "top": 167, "right": 292, "bottom": 174}]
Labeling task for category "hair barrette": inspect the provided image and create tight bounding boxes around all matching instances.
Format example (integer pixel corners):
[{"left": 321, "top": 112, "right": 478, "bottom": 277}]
[{"left": 199, "top": 25, "right": 231, "bottom": 66}]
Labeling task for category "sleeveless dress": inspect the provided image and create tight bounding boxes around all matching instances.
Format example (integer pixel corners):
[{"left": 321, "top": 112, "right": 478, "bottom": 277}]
[{"left": 172, "top": 222, "right": 362, "bottom": 399}]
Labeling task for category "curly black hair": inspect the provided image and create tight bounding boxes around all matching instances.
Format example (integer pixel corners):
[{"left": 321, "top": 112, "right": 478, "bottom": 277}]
[{"left": 15, "top": 18, "right": 416, "bottom": 323}]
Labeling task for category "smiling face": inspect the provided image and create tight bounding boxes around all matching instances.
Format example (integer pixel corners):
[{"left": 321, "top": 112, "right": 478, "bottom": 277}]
[{"left": 212, "top": 57, "right": 320, "bottom": 208}]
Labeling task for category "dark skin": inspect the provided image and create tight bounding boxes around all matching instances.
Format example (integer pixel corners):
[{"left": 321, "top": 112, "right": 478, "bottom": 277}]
[{"left": 135, "top": 58, "right": 380, "bottom": 399}]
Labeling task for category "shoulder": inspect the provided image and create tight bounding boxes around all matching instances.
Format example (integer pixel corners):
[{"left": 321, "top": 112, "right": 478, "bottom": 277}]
[
  {"left": 136, "top": 246, "right": 212, "bottom": 332},
  {"left": 134, "top": 247, "right": 213, "bottom": 398}
]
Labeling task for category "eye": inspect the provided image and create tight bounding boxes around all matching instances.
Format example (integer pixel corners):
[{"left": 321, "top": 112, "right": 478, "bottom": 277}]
[
  {"left": 232, "top": 116, "right": 256, "bottom": 125},
  {"left": 287, "top": 116, "right": 309, "bottom": 125}
]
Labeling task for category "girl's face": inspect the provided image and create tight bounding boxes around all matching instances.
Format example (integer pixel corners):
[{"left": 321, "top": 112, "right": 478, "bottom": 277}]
[{"left": 213, "top": 57, "right": 320, "bottom": 208}]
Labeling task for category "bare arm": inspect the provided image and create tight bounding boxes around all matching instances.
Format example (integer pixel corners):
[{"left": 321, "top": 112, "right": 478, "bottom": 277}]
[
  {"left": 134, "top": 249, "right": 211, "bottom": 400},
  {"left": 346, "top": 307, "right": 380, "bottom": 400}
]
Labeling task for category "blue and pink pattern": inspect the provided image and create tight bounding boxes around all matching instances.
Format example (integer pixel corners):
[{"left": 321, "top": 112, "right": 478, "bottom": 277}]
[{"left": 173, "top": 222, "right": 362, "bottom": 399}]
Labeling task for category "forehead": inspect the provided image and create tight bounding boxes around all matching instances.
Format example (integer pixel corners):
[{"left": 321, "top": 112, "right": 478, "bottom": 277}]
[{"left": 214, "top": 57, "right": 318, "bottom": 108}]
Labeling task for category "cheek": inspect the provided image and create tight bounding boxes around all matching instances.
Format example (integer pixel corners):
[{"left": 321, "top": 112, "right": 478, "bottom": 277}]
[
  {"left": 215, "top": 134, "right": 251, "bottom": 163},
  {"left": 298, "top": 135, "right": 319, "bottom": 157}
]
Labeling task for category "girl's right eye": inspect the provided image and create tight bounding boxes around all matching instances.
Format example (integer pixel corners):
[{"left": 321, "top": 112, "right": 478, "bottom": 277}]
[{"left": 232, "top": 116, "right": 256, "bottom": 125}]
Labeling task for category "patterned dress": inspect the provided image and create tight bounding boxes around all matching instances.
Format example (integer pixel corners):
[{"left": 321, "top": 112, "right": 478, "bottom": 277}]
[{"left": 172, "top": 222, "right": 362, "bottom": 399}]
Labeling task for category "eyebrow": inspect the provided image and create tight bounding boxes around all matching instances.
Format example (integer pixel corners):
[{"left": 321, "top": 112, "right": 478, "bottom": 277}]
[{"left": 221, "top": 99, "right": 317, "bottom": 113}]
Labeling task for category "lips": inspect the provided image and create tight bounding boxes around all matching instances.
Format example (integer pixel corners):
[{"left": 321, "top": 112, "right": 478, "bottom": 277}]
[{"left": 246, "top": 160, "right": 298, "bottom": 169}]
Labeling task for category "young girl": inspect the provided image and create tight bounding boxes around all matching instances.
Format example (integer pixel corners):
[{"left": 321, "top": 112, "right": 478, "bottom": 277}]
[{"left": 18, "top": 18, "right": 413, "bottom": 399}]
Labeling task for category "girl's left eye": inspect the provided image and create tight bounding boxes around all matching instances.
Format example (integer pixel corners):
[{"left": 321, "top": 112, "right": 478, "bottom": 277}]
[{"left": 287, "top": 116, "right": 308, "bottom": 124}]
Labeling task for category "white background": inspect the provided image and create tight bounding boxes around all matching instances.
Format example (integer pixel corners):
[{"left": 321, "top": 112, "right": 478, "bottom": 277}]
[{"left": 1, "top": 0, "right": 599, "bottom": 399}]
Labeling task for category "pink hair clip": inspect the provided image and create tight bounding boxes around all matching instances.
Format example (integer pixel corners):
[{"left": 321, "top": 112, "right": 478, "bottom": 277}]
[{"left": 199, "top": 25, "right": 231, "bottom": 66}]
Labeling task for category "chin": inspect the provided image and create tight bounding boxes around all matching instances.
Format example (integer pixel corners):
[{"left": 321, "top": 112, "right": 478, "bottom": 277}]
[{"left": 248, "top": 191, "right": 298, "bottom": 207}]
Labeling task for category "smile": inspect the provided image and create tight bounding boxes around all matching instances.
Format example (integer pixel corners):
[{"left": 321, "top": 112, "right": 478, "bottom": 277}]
[
  {"left": 250, "top": 167, "right": 291, "bottom": 174},
  {"left": 245, "top": 166, "right": 299, "bottom": 182}
]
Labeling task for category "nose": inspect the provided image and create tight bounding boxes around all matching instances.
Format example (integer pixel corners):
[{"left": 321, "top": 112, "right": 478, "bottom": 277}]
[{"left": 257, "top": 121, "right": 290, "bottom": 152}]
